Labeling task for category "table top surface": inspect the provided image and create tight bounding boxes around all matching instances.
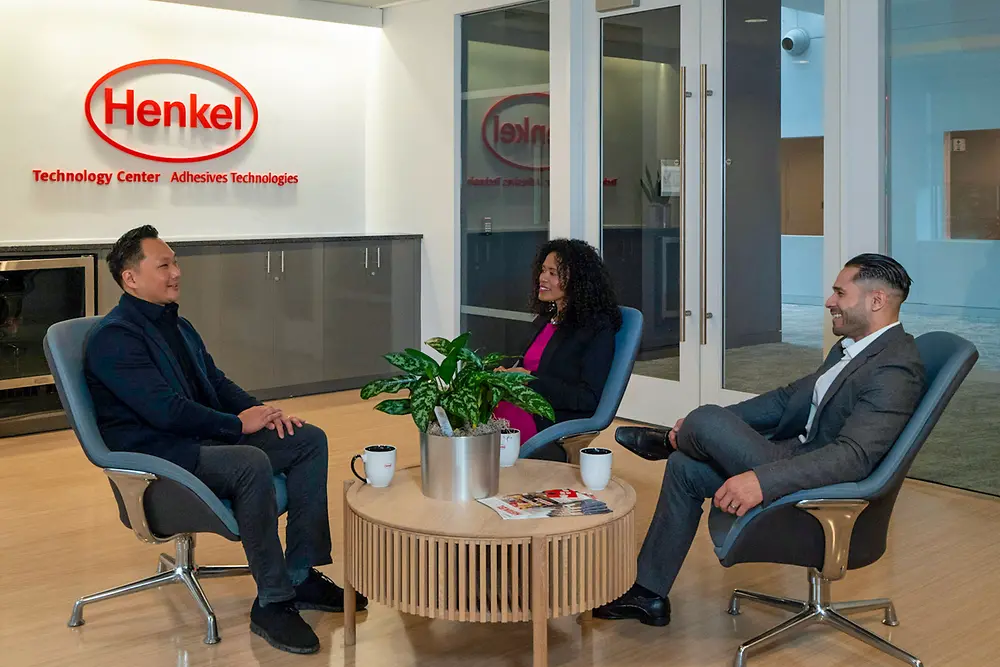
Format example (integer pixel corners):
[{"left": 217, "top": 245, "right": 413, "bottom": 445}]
[{"left": 345, "top": 460, "right": 636, "bottom": 539}]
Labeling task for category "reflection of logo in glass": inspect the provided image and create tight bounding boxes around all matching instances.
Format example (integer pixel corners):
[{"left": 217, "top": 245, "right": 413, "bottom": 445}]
[
  {"left": 84, "top": 59, "right": 259, "bottom": 163},
  {"left": 481, "top": 92, "right": 549, "bottom": 171}
]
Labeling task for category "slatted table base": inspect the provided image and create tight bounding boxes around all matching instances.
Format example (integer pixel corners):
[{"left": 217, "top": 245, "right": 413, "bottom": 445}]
[{"left": 342, "top": 481, "right": 636, "bottom": 667}]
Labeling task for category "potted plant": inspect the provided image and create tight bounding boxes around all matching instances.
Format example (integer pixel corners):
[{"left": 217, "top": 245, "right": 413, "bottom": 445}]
[{"left": 360, "top": 333, "right": 555, "bottom": 501}]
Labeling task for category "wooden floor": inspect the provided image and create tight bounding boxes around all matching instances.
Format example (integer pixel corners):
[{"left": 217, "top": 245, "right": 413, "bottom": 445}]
[{"left": 2, "top": 392, "right": 998, "bottom": 667}]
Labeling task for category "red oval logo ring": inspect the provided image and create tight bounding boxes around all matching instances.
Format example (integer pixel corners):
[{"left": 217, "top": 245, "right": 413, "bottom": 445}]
[
  {"left": 84, "top": 59, "right": 259, "bottom": 163},
  {"left": 481, "top": 92, "right": 550, "bottom": 172}
]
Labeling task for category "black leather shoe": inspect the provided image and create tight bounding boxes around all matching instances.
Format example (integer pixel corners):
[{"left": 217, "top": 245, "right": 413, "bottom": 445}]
[
  {"left": 294, "top": 568, "right": 369, "bottom": 613},
  {"left": 250, "top": 598, "right": 320, "bottom": 654},
  {"left": 615, "top": 426, "right": 672, "bottom": 461},
  {"left": 592, "top": 584, "right": 670, "bottom": 626}
]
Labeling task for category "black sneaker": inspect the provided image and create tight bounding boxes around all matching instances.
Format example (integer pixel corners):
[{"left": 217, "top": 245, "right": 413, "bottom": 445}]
[
  {"left": 294, "top": 568, "right": 369, "bottom": 613},
  {"left": 249, "top": 598, "right": 320, "bottom": 654}
]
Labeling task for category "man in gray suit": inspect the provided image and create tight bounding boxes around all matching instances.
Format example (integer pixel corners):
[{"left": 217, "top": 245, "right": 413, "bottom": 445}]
[{"left": 594, "top": 253, "right": 926, "bottom": 627}]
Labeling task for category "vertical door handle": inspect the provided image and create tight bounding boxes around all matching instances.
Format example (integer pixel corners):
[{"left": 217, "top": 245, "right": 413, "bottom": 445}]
[
  {"left": 377, "top": 246, "right": 381, "bottom": 269},
  {"left": 266, "top": 250, "right": 270, "bottom": 275},
  {"left": 699, "top": 64, "right": 710, "bottom": 346},
  {"left": 365, "top": 247, "right": 369, "bottom": 269},
  {"left": 679, "top": 65, "right": 688, "bottom": 343},
  {"left": 280, "top": 250, "right": 285, "bottom": 273}
]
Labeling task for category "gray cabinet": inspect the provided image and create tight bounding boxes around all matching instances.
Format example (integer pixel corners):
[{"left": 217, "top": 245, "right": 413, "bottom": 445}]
[
  {"left": 273, "top": 243, "right": 325, "bottom": 387},
  {"left": 201, "top": 243, "right": 325, "bottom": 393},
  {"left": 323, "top": 239, "right": 420, "bottom": 381},
  {"left": 95, "top": 236, "right": 420, "bottom": 398}
]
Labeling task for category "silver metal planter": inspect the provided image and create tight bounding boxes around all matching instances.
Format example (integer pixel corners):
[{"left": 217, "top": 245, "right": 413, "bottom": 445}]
[{"left": 419, "top": 431, "right": 501, "bottom": 501}]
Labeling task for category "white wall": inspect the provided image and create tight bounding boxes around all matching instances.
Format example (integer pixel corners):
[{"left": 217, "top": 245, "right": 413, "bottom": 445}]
[
  {"left": 0, "top": 0, "right": 378, "bottom": 244},
  {"left": 367, "top": 0, "right": 489, "bottom": 343}
]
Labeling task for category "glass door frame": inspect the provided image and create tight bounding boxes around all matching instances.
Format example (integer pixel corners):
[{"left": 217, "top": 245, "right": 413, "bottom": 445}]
[
  {"left": 583, "top": 0, "right": 705, "bottom": 426},
  {"left": 698, "top": 0, "right": 757, "bottom": 408}
]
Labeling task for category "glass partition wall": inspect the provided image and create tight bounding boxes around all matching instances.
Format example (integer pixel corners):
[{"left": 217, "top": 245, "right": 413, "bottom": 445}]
[
  {"left": 888, "top": 0, "right": 1000, "bottom": 497},
  {"left": 460, "top": 2, "right": 550, "bottom": 355}
]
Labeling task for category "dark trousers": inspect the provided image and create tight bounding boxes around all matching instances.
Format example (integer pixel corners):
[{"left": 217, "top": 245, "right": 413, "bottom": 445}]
[
  {"left": 193, "top": 423, "right": 332, "bottom": 605},
  {"left": 635, "top": 405, "right": 799, "bottom": 597}
]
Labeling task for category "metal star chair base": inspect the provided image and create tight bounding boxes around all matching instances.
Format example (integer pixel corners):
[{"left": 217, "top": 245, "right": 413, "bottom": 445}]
[
  {"left": 724, "top": 499, "right": 920, "bottom": 667},
  {"left": 728, "top": 567, "right": 919, "bottom": 667},
  {"left": 68, "top": 533, "right": 251, "bottom": 644}
]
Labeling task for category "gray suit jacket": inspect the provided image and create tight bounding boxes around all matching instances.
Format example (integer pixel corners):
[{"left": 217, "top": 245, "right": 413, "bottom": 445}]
[{"left": 727, "top": 324, "right": 926, "bottom": 504}]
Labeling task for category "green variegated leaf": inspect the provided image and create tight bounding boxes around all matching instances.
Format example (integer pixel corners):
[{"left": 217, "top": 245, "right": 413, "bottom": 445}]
[
  {"left": 503, "top": 384, "right": 555, "bottom": 423},
  {"left": 404, "top": 348, "right": 440, "bottom": 376},
  {"left": 483, "top": 352, "right": 515, "bottom": 370},
  {"left": 449, "top": 332, "right": 471, "bottom": 352},
  {"left": 374, "top": 399, "right": 411, "bottom": 415},
  {"left": 480, "top": 386, "right": 503, "bottom": 423},
  {"left": 384, "top": 352, "right": 426, "bottom": 375},
  {"left": 441, "top": 388, "right": 480, "bottom": 427},
  {"left": 409, "top": 383, "right": 440, "bottom": 432},
  {"left": 439, "top": 352, "right": 459, "bottom": 384},
  {"left": 425, "top": 337, "right": 452, "bottom": 355},
  {"left": 485, "top": 371, "right": 535, "bottom": 389},
  {"left": 456, "top": 346, "right": 484, "bottom": 369},
  {"left": 360, "top": 375, "right": 421, "bottom": 400}
]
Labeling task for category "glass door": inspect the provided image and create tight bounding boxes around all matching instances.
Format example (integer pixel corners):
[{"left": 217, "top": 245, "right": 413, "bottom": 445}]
[
  {"left": 592, "top": 0, "right": 830, "bottom": 423},
  {"left": 591, "top": 0, "right": 702, "bottom": 425},
  {"left": 701, "top": 0, "right": 829, "bottom": 407}
]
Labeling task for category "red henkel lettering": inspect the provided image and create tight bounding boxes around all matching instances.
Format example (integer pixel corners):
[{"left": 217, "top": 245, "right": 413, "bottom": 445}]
[
  {"left": 103, "top": 88, "right": 243, "bottom": 130},
  {"left": 492, "top": 115, "right": 549, "bottom": 146}
]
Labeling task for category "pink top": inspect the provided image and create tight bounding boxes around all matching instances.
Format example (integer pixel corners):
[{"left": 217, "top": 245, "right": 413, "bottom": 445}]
[{"left": 492, "top": 323, "right": 558, "bottom": 441}]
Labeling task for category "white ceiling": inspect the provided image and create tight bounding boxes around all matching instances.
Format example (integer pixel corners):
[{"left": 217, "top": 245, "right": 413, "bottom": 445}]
[{"left": 312, "top": 0, "right": 417, "bottom": 7}]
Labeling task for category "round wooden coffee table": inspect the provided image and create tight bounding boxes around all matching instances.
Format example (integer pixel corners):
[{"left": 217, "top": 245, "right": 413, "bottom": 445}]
[{"left": 341, "top": 459, "right": 637, "bottom": 667}]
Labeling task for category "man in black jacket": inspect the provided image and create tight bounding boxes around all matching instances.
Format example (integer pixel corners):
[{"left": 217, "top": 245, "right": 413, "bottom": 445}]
[
  {"left": 85, "top": 226, "right": 365, "bottom": 654},
  {"left": 595, "top": 253, "right": 925, "bottom": 627}
]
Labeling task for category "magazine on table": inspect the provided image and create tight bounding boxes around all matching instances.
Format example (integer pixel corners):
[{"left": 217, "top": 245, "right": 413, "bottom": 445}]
[{"left": 477, "top": 488, "right": 612, "bottom": 520}]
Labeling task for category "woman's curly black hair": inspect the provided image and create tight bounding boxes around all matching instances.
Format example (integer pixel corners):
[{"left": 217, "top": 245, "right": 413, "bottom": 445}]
[{"left": 529, "top": 238, "right": 622, "bottom": 331}]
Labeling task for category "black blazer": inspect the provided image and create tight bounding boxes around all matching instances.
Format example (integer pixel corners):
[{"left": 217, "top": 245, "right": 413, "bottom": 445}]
[
  {"left": 521, "top": 316, "right": 617, "bottom": 432},
  {"left": 85, "top": 294, "right": 259, "bottom": 472}
]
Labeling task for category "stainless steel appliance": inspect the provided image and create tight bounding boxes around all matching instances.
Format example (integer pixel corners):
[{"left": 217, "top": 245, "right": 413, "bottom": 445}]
[{"left": 0, "top": 256, "right": 95, "bottom": 436}]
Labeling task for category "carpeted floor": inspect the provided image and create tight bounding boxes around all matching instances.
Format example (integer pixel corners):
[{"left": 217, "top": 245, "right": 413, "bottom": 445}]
[{"left": 631, "top": 304, "right": 1000, "bottom": 497}]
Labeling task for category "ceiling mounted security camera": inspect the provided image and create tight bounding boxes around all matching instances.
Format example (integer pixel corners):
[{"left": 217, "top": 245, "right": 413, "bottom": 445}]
[{"left": 781, "top": 27, "right": 811, "bottom": 56}]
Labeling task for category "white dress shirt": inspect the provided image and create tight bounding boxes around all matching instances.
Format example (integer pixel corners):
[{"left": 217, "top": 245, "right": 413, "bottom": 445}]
[{"left": 799, "top": 321, "right": 901, "bottom": 442}]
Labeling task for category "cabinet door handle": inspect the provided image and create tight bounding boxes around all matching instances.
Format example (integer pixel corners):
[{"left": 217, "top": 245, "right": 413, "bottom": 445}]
[
  {"left": 377, "top": 246, "right": 381, "bottom": 269},
  {"left": 365, "top": 247, "right": 369, "bottom": 269},
  {"left": 266, "top": 250, "right": 271, "bottom": 275},
  {"left": 280, "top": 250, "right": 285, "bottom": 273}
]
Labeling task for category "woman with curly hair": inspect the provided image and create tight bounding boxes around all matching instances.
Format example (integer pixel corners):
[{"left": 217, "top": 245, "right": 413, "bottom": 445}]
[{"left": 494, "top": 239, "right": 621, "bottom": 456}]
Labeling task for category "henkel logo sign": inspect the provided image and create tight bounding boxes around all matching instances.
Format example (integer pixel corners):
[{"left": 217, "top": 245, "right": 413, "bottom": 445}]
[
  {"left": 481, "top": 92, "right": 549, "bottom": 171},
  {"left": 84, "top": 59, "right": 258, "bottom": 163}
]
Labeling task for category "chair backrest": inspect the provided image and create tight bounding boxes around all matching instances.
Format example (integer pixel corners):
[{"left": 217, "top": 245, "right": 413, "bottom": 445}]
[
  {"left": 855, "top": 330, "right": 979, "bottom": 499},
  {"left": 42, "top": 317, "right": 112, "bottom": 468},
  {"left": 590, "top": 306, "right": 644, "bottom": 428}
]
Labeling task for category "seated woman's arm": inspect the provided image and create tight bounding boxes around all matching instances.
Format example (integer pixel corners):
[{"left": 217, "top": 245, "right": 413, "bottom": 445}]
[{"left": 529, "top": 325, "right": 615, "bottom": 415}]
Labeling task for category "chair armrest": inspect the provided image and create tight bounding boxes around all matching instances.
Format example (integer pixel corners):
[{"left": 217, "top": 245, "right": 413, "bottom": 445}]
[
  {"left": 794, "top": 499, "right": 869, "bottom": 581},
  {"left": 713, "top": 481, "right": 868, "bottom": 563},
  {"left": 104, "top": 468, "right": 167, "bottom": 545},
  {"left": 519, "top": 419, "right": 603, "bottom": 459}
]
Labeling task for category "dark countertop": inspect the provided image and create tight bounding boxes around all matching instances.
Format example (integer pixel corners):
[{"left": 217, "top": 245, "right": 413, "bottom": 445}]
[{"left": 0, "top": 233, "right": 422, "bottom": 254}]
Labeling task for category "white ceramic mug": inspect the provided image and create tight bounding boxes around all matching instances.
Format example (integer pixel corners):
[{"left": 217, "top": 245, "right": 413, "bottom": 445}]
[
  {"left": 351, "top": 445, "right": 396, "bottom": 488},
  {"left": 499, "top": 428, "right": 520, "bottom": 467},
  {"left": 579, "top": 447, "right": 613, "bottom": 491}
]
